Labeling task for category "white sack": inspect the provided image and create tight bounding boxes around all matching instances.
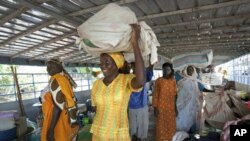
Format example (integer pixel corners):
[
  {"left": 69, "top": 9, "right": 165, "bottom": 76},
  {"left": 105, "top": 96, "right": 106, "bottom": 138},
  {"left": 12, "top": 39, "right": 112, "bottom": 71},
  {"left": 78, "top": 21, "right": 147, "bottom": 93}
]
[
  {"left": 76, "top": 3, "right": 159, "bottom": 66},
  {"left": 171, "top": 50, "right": 213, "bottom": 70}
]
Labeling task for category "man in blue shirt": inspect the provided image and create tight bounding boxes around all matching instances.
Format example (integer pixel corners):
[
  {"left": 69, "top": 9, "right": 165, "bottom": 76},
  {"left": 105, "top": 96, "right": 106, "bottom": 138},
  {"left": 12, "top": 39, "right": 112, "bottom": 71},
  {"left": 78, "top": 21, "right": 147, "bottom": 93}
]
[{"left": 128, "top": 63, "right": 153, "bottom": 141}]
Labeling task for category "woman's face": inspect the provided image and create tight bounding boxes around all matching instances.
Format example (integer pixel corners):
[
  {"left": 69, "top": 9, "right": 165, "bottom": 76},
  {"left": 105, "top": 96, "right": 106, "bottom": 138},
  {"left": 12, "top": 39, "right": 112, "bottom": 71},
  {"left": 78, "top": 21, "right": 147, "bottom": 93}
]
[
  {"left": 187, "top": 66, "right": 194, "bottom": 76},
  {"left": 163, "top": 66, "right": 172, "bottom": 77},
  {"left": 100, "top": 54, "right": 118, "bottom": 77}
]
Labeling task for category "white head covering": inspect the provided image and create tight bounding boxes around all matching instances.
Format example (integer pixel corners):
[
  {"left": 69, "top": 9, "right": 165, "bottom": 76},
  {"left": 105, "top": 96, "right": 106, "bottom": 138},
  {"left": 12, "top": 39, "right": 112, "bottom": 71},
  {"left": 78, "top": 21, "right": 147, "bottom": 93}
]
[{"left": 183, "top": 65, "right": 198, "bottom": 79}]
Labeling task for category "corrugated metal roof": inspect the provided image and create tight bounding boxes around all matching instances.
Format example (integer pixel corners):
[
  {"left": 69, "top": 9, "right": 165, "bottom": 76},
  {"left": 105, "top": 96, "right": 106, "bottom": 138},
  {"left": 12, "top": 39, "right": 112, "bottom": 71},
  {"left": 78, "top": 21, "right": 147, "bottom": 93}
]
[{"left": 0, "top": 0, "right": 249, "bottom": 66}]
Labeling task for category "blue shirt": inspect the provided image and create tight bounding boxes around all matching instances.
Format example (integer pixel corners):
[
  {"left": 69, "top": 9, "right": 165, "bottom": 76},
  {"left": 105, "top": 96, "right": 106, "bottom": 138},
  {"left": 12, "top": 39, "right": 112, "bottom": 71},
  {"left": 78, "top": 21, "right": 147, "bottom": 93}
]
[
  {"left": 175, "top": 72, "right": 182, "bottom": 82},
  {"left": 129, "top": 69, "right": 153, "bottom": 109}
]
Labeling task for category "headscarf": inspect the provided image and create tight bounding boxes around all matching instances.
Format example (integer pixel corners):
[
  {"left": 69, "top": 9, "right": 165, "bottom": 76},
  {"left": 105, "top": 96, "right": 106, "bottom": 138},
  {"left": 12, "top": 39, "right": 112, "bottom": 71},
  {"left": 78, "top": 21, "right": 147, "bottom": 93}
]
[
  {"left": 107, "top": 52, "right": 125, "bottom": 69},
  {"left": 181, "top": 65, "right": 205, "bottom": 85},
  {"left": 182, "top": 65, "right": 198, "bottom": 79},
  {"left": 47, "top": 58, "right": 77, "bottom": 88}
]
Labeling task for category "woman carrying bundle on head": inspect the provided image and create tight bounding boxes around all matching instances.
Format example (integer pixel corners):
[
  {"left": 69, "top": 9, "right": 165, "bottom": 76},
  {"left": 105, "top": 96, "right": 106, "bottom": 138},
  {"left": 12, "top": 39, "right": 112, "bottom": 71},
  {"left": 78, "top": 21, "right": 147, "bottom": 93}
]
[{"left": 90, "top": 24, "right": 145, "bottom": 141}]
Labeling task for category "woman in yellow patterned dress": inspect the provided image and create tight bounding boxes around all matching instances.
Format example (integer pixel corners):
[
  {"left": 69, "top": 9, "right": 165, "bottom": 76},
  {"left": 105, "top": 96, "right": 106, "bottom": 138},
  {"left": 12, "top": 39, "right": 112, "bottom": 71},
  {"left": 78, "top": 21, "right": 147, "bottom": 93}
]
[{"left": 90, "top": 24, "right": 145, "bottom": 141}]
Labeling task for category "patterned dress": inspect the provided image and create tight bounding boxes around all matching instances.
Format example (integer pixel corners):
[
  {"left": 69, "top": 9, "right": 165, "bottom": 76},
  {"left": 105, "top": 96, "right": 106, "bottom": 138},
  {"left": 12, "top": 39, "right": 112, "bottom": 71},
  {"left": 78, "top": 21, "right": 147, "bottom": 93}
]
[
  {"left": 153, "top": 77, "right": 177, "bottom": 141},
  {"left": 91, "top": 74, "right": 141, "bottom": 141}
]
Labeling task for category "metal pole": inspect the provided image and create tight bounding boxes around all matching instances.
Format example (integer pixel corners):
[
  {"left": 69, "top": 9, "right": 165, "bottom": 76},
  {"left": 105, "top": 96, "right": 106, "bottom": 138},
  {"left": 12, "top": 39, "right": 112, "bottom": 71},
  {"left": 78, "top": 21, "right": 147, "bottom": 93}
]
[
  {"left": 32, "top": 74, "right": 36, "bottom": 97},
  {"left": 13, "top": 82, "right": 17, "bottom": 101}
]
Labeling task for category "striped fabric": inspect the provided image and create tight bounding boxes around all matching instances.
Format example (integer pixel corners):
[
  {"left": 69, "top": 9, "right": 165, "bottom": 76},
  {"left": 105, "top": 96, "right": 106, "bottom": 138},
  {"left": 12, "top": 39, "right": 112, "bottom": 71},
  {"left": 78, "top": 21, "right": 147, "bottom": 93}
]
[
  {"left": 221, "top": 114, "right": 250, "bottom": 141},
  {"left": 90, "top": 74, "right": 141, "bottom": 141}
]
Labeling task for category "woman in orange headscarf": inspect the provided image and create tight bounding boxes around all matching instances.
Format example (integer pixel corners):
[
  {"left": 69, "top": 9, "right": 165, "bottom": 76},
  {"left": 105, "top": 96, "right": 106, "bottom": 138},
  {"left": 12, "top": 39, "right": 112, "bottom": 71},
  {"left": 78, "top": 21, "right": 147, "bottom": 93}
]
[
  {"left": 41, "top": 59, "right": 79, "bottom": 141},
  {"left": 90, "top": 24, "right": 145, "bottom": 141}
]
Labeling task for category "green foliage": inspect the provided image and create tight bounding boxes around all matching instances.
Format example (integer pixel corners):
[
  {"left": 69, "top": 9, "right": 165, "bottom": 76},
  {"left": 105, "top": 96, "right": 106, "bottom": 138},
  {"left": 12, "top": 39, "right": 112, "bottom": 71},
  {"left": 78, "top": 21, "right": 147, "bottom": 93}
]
[{"left": 0, "top": 65, "right": 12, "bottom": 85}]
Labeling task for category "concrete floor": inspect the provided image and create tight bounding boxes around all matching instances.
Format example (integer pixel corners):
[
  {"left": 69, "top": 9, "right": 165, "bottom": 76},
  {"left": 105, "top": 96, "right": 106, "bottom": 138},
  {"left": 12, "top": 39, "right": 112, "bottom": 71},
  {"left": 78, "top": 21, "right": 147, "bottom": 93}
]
[{"left": 145, "top": 106, "right": 156, "bottom": 141}]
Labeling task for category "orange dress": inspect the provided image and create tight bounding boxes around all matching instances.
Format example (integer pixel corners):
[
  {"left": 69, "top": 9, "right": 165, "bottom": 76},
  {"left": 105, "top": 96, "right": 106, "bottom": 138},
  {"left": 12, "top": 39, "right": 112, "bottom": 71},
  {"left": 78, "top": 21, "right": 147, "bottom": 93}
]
[
  {"left": 41, "top": 74, "right": 79, "bottom": 141},
  {"left": 152, "top": 77, "right": 177, "bottom": 141}
]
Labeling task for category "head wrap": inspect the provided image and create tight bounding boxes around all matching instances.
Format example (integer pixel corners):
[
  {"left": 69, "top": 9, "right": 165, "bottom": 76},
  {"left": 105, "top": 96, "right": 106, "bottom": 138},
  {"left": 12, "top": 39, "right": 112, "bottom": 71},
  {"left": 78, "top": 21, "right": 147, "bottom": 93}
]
[
  {"left": 46, "top": 58, "right": 63, "bottom": 66},
  {"left": 47, "top": 58, "right": 77, "bottom": 88},
  {"left": 183, "top": 65, "right": 197, "bottom": 79},
  {"left": 107, "top": 52, "right": 125, "bottom": 69}
]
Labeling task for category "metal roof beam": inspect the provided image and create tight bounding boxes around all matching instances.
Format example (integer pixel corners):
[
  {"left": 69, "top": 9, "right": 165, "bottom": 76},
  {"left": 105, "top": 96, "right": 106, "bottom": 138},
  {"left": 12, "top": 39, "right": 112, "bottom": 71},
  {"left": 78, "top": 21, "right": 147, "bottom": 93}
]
[
  {"left": 138, "top": 0, "right": 250, "bottom": 20},
  {"left": 0, "top": 0, "right": 139, "bottom": 52},
  {"left": 0, "top": 6, "right": 28, "bottom": 27},
  {"left": 158, "top": 41, "right": 250, "bottom": 49},
  {"left": 68, "top": 56, "right": 92, "bottom": 63},
  {"left": 11, "top": 31, "right": 77, "bottom": 59},
  {"left": 18, "top": 0, "right": 81, "bottom": 27},
  {"left": 159, "top": 37, "right": 250, "bottom": 45},
  {"left": 62, "top": 51, "right": 87, "bottom": 61},
  {"left": 152, "top": 14, "right": 250, "bottom": 29},
  {"left": 69, "top": 0, "right": 140, "bottom": 16},
  {"left": 77, "top": 57, "right": 99, "bottom": 64},
  {"left": 159, "top": 44, "right": 250, "bottom": 51},
  {"left": 30, "top": 42, "right": 77, "bottom": 60},
  {"left": 156, "top": 25, "right": 250, "bottom": 38},
  {"left": 0, "top": 19, "right": 57, "bottom": 48}
]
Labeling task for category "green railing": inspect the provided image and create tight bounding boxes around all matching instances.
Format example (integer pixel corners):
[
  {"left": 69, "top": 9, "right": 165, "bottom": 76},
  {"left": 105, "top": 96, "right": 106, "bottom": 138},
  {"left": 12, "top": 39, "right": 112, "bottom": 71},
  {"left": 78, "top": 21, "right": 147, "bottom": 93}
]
[{"left": 0, "top": 72, "right": 94, "bottom": 103}]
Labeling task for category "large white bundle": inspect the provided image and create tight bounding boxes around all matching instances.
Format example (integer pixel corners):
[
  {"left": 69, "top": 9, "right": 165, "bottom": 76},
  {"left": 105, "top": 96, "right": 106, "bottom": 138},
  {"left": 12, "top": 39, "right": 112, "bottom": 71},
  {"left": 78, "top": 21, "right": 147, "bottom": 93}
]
[
  {"left": 204, "top": 91, "right": 236, "bottom": 129},
  {"left": 76, "top": 3, "right": 159, "bottom": 65},
  {"left": 172, "top": 50, "right": 213, "bottom": 70}
]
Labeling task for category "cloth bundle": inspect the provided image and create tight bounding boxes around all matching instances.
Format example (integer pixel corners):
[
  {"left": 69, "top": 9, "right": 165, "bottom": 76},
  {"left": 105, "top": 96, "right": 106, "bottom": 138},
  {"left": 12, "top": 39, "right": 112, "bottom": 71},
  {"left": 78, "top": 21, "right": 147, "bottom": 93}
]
[
  {"left": 171, "top": 50, "right": 213, "bottom": 70},
  {"left": 76, "top": 3, "right": 159, "bottom": 66}
]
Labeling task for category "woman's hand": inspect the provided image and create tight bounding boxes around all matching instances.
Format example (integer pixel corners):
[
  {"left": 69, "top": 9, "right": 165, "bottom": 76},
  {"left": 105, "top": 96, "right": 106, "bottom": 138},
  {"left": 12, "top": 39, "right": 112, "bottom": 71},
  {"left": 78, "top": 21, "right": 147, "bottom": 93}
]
[{"left": 130, "top": 24, "right": 141, "bottom": 46}]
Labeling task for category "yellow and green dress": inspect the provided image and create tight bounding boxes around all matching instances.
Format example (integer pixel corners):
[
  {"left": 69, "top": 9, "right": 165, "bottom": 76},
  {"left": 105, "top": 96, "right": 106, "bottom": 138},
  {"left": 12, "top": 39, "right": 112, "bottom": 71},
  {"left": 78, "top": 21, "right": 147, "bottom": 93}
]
[{"left": 91, "top": 74, "right": 141, "bottom": 141}]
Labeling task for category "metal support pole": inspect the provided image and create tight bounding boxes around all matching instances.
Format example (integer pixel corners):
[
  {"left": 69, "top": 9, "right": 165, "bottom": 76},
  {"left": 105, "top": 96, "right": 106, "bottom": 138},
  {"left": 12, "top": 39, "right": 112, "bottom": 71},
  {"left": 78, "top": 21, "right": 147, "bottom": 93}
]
[{"left": 32, "top": 74, "right": 36, "bottom": 97}]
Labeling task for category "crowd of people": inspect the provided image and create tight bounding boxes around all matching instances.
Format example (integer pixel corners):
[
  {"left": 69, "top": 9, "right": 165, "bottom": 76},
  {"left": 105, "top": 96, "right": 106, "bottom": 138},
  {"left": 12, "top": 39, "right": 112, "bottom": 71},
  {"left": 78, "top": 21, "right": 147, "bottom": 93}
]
[{"left": 40, "top": 24, "right": 216, "bottom": 141}]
